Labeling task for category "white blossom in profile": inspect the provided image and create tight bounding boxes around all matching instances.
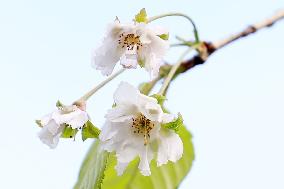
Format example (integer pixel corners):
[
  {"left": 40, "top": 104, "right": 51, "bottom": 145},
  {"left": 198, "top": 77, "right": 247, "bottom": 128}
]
[
  {"left": 92, "top": 20, "right": 169, "bottom": 78},
  {"left": 37, "top": 105, "right": 89, "bottom": 148},
  {"left": 99, "top": 82, "right": 183, "bottom": 176}
]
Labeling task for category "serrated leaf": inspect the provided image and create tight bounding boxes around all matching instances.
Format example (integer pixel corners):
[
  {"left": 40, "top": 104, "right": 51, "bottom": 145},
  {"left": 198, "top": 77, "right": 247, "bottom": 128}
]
[
  {"left": 158, "top": 33, "right": 169, "bottom": 40},
  {"left": 162, "top": 113, "right": 183, "bottom": 132},
  {"left": 61, "top": 125, "right": 78, "bottom": 138},
  {"left": 82, "top": 121, "right": 101, "bottom": 141},
  {"left": 135, "top": 8, "right": 147, "bottom": 23},
  {"left": 75, "top": 123, "right": 194, "bottom": 189},
  {"left": 74, "top": 142, "right": 109, "bottom": 189}
]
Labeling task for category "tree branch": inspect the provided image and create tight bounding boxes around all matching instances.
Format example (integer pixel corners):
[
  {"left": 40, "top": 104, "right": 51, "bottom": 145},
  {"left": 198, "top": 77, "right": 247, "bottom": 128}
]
[{"left": 174, "top": 9, "right": 284, "bottom": 74}]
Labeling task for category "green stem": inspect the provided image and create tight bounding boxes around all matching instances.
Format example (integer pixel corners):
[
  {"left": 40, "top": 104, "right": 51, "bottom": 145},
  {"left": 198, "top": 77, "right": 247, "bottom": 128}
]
[
  {"left": 139, "top": 75, "right": 162, "bottom": 95},
  {"left": 170, "top": 43, "right": 190, "bottom": 47},
  {"left": 158, "top": 48, "right": 192, "bottom": 95},
  {"left": 75, "top": 68, "right": 126, "bottom": 103},
  {"left": 147, "top": 12, "right": 199, "bottom": 43}
]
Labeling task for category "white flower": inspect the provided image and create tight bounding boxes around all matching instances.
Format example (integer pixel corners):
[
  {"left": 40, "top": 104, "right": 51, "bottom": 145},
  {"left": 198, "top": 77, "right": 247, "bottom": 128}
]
[
  {"left": 99, "top": 82, "right": 183, "bottom": 176},
  {"left": 38, "top": 105, "right": 89, "bottom": 148},
  {"left": 92, "top": 20, "right": 169, "bottom": 78}
]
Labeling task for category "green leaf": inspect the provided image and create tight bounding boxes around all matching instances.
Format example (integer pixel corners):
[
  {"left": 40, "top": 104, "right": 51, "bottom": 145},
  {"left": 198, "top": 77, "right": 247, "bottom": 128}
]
[
  {"left": 82, "top": 121, "right": 101, "bottom": 141},
  {"left": 74, "top": 142, "right": 110, "bottom": 189},
  {"left": 61, "top": 125, "right": 78, "bottom": 138},
  {"left": 135, "top": 8, "right": 148, "bottom": 23},
  {"left": 162, "top": 113, "right": 183, "bottom": 132},
  {"left": 151, "top": 94, "right": 167, "bottom": 105},
  {"left": 158, "top": 33, "right": 169, "bottom": 40},
  {"left": 75, "top": 124, "right": 194, "bottom": 189}
]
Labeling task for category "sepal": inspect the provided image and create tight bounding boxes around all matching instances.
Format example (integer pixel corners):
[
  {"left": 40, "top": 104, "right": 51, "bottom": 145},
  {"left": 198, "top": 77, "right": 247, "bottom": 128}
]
[
  {"left": 151, "top": 94, "right": 166, "bottom": 105},
  {"left": 61, "top": 124, "right": 79, "bottom": 138},
  {"left": 82, "top": 121, "right": 101, "bottom": 141},
  {"left": 162, "top": 113, "right": 183, "bottom": 132},
  {"left": 135, "top": 8, "right": 148, "bottom": 23}
]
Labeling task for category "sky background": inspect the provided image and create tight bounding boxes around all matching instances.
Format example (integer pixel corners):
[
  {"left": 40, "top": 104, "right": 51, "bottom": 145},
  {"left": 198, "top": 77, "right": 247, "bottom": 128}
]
[{"left": 0, "top": 0, "right": 284, "bottom": 188}]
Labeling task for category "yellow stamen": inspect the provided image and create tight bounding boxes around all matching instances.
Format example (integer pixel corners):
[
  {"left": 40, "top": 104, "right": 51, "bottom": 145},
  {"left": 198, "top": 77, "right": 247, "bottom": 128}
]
[{"left": 131, "top": 113, "right": 154, "bottom": 145}]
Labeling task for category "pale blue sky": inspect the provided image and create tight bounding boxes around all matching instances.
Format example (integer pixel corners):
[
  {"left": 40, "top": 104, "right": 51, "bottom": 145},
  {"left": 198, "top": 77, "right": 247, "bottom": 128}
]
[{"left": 0, "top": 0, "right": 284, "bottom": 189}]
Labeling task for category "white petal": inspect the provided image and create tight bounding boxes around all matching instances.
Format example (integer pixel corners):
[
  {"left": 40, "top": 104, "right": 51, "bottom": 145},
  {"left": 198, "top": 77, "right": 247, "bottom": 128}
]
[
  {"left": 157, "top": 130, "right": 183, "bottom": 166},
  {"left": 120, "top": 52, "right": 138, "bottom": 69},
  {"left": 92, "top": 21, "right": 125, "bottom": 76},
  {"left": 53, "top": 108, "right": 88, "bottom": 129},
  {"left": 162, "top": 113, "right": 175, "bottom": 124},
  {"left": 40, "top": 112, "right": 53, "bottom": 126},
  {"left": 138, "top": 32, "right": 169, "bottom": 78},
  {"left": 116, "top": 162, "right": 129, "bottom": 176},
  {"left": 99, "top": 121, "right": 119, "bottom": 141},
  {"left": 38, "top": 122, "right": 64, "bottom": 149},
  {"left": 100, "top": 140, "right": 121, "bottom": 152},
  {"left": 45, "top": 119, "right": 61, "bottom": 135},
  {"left": 116, "top": 139, "right": 141, "bottom": 162},
  {"left": 64, "top": 110, "right": 89, "bottom": 129},
  {"left": 144, "top": 54, "right": 162, "bottom": 79},
  {"left": 114, "top": 143, "right": 140, "bottom": 176},
  {"left": 100, "top": 120, "right": 132, "bottom": 143},
  {"left": 113, "top": 82, "right": 139, "bottom": 105},
  {"left": 135, "top": 23, "right": 151, "bottom": 43},
  {"left": 137, "top": 95, "right": 163, "bottom": 122},
  {"left": 138, "top": 146, "right": 153, "bottom": 176},
  {"left": 148, "top": 33, "right": 169, "bottom": 56},
  {"left": 92, "top": 40, "right": 122, "bottom": 76},
  {"left": 105, "top": 105, "right": 136, "bottom": 123}
]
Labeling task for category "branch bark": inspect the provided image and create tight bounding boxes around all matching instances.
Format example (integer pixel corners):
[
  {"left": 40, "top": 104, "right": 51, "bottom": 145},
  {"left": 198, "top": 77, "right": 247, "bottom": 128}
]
[{"left": 174, "top": 9, "right": 284, "bottom": 74}]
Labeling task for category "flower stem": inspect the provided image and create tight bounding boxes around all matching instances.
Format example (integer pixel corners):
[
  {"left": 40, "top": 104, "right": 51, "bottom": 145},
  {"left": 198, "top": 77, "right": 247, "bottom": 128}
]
[
  {"left": 147, "top": 12, "right": 199, "bottom": 43},
  {"left": 158, "top": 48, "right": 192, "bottom": 95},
  {"left": 75, "top": 68, "right": 126, "bottom": 103},
  {"left": 139, "top": 75, "right": 162, "bottom": 95}
]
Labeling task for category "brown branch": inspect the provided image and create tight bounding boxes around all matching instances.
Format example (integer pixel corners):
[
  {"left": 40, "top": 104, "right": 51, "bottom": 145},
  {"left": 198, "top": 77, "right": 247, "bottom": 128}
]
[
  {"left": 141, "top": 10, "right": 284, "bottom": 95},
  {"left": 175, "top": 9, "right": 284, "bottom": 74}
]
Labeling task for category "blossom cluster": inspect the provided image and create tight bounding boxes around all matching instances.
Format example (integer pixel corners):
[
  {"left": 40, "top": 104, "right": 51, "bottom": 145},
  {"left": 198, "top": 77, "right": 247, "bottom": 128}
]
[{"left": 37, "top": 9, "right": 184, "bottom": 176}]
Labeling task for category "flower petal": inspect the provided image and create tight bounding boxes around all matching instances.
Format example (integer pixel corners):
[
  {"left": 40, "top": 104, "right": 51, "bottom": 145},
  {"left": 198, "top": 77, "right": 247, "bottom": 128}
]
[
  {"left": 40, "top": 112, "right": 53, "bottom": 126},
  {"left": 162, "top": 113, "right": 175, "bottom": 124},
  {"left": 53, "top": 107, "right": 88, "bottom": 129},
  {"left": 120, "top": 52, "right": 138, "bottom": 69},
  {"left": 137, "top": 95, "right": 163, "bottom": 122},
  {"left": 138, "top": 145, "right": 153, "bottom": 176},
  {"left": 99, "top": 121, "right": 119, "bottom": 142},
  {"left": 45, "top": 119, "right": 61, "bottom": 135},
  {"left": 105, "top": 105, "right": 136, "bottom": 123},
  {"left": 65, "top": 111, "right": 89, "bottom": 129},
  {"left": 92, "top": 39, "right": 122, "bottom": 76},
  {"left": 116, "top": 162, "right": 129, "bottom": 176},
  {"left": 114, "top": 82, "right": 139, "bottom": 105},
  {"left": 92, "top": 21, "right": 125, "bottom": 76},
  {"left": 157, "top": 130, "right": 183, "bottom": 166},
  {"left": 38, "top": 121, "right": 64, "bottom": 149}
]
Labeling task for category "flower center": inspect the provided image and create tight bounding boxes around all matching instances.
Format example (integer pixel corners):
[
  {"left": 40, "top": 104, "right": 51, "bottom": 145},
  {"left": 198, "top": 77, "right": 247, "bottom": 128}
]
[
  {"left": 131, "top": 113, "right": 155, "bottom": 145},
  {"left": 118, "top": 33, "right": 143, "bottom": 51}
]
